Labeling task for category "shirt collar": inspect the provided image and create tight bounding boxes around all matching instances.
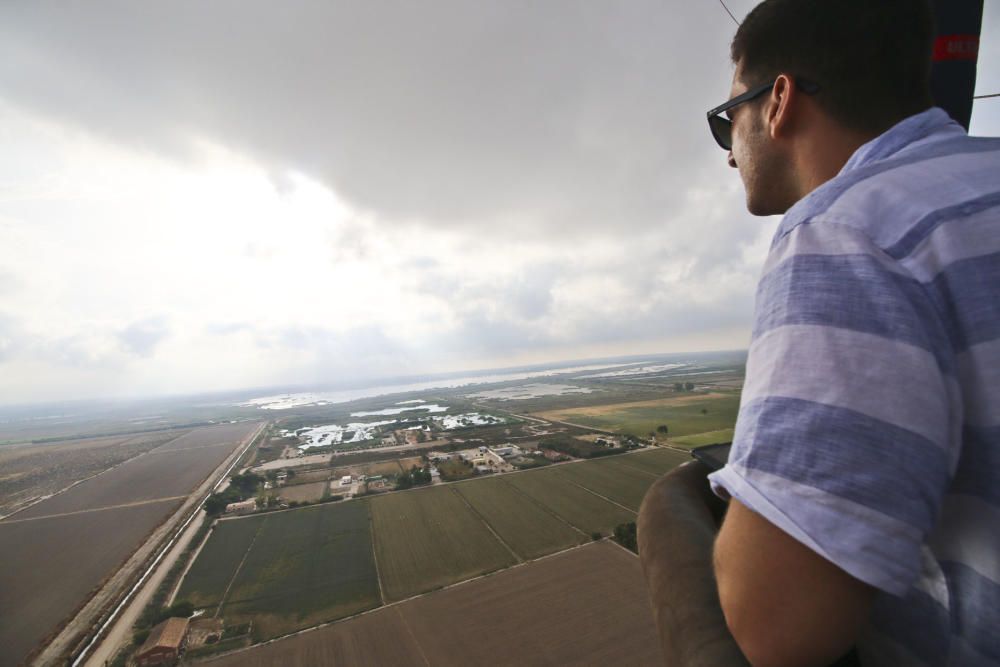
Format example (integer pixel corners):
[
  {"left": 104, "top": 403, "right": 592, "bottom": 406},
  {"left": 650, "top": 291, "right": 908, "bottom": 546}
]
[{"left": 839, "top": 107, "right": 965, "bottom": 176}]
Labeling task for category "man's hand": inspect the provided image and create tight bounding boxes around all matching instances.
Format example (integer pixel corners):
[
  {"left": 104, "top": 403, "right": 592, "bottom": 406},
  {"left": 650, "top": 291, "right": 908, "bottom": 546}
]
[{"left": 714, "top": 500, "right": 876, "bottom": 667}]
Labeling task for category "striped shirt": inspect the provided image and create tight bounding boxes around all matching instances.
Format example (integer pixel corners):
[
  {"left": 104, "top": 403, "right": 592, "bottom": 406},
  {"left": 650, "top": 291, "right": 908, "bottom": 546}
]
[{"left": 708, "top": 107, "right": 1000, "bottom": 666}]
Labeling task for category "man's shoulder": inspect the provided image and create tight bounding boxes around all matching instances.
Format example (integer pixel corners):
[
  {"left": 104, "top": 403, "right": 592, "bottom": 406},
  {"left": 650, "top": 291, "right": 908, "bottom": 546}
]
[{"left": 778, "top": 131, "right": 1000, "bottom": 255}]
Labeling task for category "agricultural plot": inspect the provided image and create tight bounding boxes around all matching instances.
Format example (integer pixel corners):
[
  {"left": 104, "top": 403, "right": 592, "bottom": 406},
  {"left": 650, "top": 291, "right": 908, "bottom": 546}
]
[
  {"left": 205, "top": 541, "right": 663, "bottom": 667},
  {"left": 0, "top": 429, "right": 188, "bottom": 516},
  {"left": 534, "top": 391, "right": 741, "bottom": 440},
  {"left": 176, "top": 516, "right": 265, "bottom": 609},
  {"left": 0, "top": 499, "right": 181, "bottom": 667},
  {"left": 0, "top": 422, "right": 257, "bottom": 667},
  {"left": 608, "top": 447, "right": 693, "bottom": 476},
  {"left": 671, "top": 428, "right": 735, "bottom": 448},
  {"left": 552, "top": 458, "right": 658, "bottom": 511},
  {"left": 14, "top": 422, "right": 258, "bottom": 519},
  {"left": 278, "top": 481, "right": 328, "bottom": 504},
  {"left": 221, "top": 501, "right": 380, "bottom": 639},
  {"left": 370, "top": 486, "right": 516, "bottom": 601},
  {"left": 454, "top": 478, "right": 585, "bottom": 560},
  {"left": 504, "top": 468, "right": 635, "bottom": 536}
]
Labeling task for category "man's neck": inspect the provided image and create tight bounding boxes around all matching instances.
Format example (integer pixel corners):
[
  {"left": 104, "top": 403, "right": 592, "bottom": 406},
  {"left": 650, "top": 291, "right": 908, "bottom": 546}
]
[{"left": 792, "top": 123, "right": 878, "bottom": 200}]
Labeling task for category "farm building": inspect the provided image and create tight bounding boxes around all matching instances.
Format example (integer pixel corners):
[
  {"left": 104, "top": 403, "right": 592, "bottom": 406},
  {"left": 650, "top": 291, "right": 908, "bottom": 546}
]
[
  {"left": 134, "top": 617, "right": 189, "bottom": 666},
  {"left": 339, "top": 475, "right": 353, "bottom": 486},
  {"left": 490, "top": 445, "right": 520, "bottom": 458},
  {"left": 427, "top": 451, "right": 453, "bottom": 462},
  {"left": 225, "top": 499, "right": 257, "bottom": 514}
]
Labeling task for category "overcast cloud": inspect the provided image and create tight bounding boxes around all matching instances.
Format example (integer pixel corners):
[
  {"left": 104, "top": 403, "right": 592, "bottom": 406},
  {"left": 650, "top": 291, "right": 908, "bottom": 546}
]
[{"left": 0, "top": 1, "right": 998, "bottom": 403}]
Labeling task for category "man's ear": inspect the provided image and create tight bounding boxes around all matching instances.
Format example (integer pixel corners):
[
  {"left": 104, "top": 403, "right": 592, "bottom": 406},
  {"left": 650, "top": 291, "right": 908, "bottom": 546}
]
[{"left": 767, "top": 73, "right": 796, "bottom": 140}]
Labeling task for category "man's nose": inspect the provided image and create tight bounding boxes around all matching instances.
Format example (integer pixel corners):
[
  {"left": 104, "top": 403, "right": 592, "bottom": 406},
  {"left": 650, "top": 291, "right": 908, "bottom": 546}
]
[{"left": 727, "top": 151, "right": 737, "bottom": 168}]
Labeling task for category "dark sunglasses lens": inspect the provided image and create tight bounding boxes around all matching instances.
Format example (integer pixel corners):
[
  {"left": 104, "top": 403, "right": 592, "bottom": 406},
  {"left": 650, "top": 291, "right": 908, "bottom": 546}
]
[{"left": 708, "top": 115, "right": 732, "bottom": 151}]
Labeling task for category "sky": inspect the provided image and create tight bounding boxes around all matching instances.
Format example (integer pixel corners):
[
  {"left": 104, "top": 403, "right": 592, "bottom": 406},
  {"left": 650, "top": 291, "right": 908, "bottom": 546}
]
[{"left": 0, "top": 1, "right": 998, "bottom": 404}]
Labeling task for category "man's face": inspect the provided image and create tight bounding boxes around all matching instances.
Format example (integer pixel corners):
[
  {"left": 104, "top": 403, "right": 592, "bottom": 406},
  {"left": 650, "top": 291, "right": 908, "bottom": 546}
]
[{"left": 727, "top": 63, "right": 791, "bottom": 216}]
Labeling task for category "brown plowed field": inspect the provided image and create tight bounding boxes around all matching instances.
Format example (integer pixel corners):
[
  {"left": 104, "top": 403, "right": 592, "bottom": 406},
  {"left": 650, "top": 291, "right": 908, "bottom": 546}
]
[
  {"left": 0, "top": 499, "right": 181, "bottom": 666},
  {"left": 0, "top": 421, "right": 259, "bottom": 667},
  {"left": 203, "top": 541, "right": 663, "bottom": 667},
  {"left": 15, "top": 422, "right": 256, "bottom": 519}
]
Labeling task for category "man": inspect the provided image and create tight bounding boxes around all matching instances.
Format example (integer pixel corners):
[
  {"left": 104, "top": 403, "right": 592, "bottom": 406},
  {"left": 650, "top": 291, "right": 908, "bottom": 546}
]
[{"left": 639, "top": 1, "right": 999, "bottom": 665}]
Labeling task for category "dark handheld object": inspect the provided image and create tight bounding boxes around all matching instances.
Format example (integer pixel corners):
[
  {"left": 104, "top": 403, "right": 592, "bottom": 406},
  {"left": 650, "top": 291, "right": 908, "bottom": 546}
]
[{"left": 930, "top": 0, "right": 984, "bottom": 130}]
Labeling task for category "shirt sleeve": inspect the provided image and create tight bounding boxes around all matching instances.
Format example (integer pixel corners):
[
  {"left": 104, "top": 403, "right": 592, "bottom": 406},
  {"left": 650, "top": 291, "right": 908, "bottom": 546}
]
[{"left": 708, "top": 218, "right": 959, "bottom": 596}]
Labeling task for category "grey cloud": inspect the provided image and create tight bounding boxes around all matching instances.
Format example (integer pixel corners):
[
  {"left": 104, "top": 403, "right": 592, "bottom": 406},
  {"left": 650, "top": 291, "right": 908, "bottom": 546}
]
[
  {"left": 118, "top": 317, "right": 170, "bottom": 357},
  {"left": 0, "top": 1, "right": 743, "bottom": 237}
]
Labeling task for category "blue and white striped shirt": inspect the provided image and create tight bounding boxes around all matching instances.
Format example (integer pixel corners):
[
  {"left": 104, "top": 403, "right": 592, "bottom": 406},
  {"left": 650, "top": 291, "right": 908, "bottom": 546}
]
[{"left": 709, "top": 107, "right": 1000, "bottom": 666}]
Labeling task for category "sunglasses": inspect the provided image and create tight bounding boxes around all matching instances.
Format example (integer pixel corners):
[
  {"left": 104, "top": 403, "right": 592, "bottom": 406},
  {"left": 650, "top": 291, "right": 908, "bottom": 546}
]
[{"left": 707, "top": 78, "right": 821, "bottom": 151}]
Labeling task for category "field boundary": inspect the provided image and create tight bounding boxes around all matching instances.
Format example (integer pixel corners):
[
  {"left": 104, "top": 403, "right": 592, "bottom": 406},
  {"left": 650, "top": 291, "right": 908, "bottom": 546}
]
[
  {"left": 215, "top": 517, "right": 268, "bottom": 617},
  {"left": 561, "top": 477, "right": 637, "bottom": 515},
  {"left": 601, "top": 458, "right": 661, "bottom": 479},
  {"left": 166, "top": 515, "right": 215, "bottom": 607},
  {"left": 366, "top": 503, "right": 386, "bottom": 605},
  {"left": 449, "top": 486, "right": 522, "bottom": 563},
  {"left": 2, "top": 496, "right": 188, "bottom": 524},
  {"left": 497, "top": 477, "right": 589, "bottom": 538},
  {"left": 393, "top": 607, "right": 431, "bottom": 667}
]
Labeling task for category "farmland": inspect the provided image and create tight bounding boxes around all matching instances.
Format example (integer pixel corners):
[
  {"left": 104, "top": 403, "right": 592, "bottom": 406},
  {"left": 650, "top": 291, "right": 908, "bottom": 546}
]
[
  {"left": 14, "top": 422, "right": 256, "bottom": 519},
  {"left": 178, "top": 501, "right": 380, "bottom": 640},
  {"left": 179, "top": 516, "right": 265, "bottom": 609},
  {"left": 552, "top": 457, "right": 658, "bottom": 511},
  {"left": 0, "top": 422, "right": 259, "bottom": 667},
  {"left": 534, "top": 391, "right": 741, "bottom": 440},
  {"left": 503, "top": 467, "right": 636, "bottom": 536},
  {"left": 454, "top": 477, "right": 586, "bottom": 560},
  {"left": 0, "top": 500, "right": 181, "bottom": 666},
  {"left": 0, "top": 429, "right": 189, "bottom": 517},
  {"left": 221, "top": 502, "right": 380, "bottom": 639},
  {"left": 596, "top": 446, "right": 691, "bottom": 476},
  {"left": 203, "top": 541, "right": 663, "bottom": 667},
  {"left": 276, "top": 481, "right": 328, "bottom": 504},
  {"left": 370, "top": 486, "right": 517, "bottom": 601},
  {"left": 671, "top": 427, "right": 735, "bottom": 448},
  {"left": 174, "top": 446, "right": 693, "bottom": 648}
]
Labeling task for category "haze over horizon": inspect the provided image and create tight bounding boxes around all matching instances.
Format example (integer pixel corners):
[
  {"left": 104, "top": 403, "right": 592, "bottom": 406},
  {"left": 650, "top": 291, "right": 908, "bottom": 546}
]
[{"left": 2, "top": 1, "right": 998, "bottom": 405}]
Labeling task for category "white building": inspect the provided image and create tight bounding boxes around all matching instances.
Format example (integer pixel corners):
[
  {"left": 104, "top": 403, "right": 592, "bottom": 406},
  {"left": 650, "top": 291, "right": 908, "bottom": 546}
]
[{"left": 225, "top": 499, "right": 257, "bottom": 514}]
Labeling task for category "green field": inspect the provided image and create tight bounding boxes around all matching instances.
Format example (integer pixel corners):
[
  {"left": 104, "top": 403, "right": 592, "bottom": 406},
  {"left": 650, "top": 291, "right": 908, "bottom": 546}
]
[
  {"left": 536, "top": 392, "right": 740, "bottom": 440},
  {"left": 504, "top": 469, "right": 635, "bottom": 536},
  {"left": 599, "top": 448, "right": 692, "bottom": 476},
  {"left": 175, "top": 446, "right": 693, "bottom": 640},
  {"left": 552, "top": 458, "right": 658, "bottom": 511},
  {"left": 177, "top": 502, "right": 380, "bottom": 640},
  {"left": 177, "top": 515, "right": 265, "bottom": 609},
  {"left": 454, "top": 478, "right": 586, "bottom": 560},
  {"left": 370, "top": 485, "right": 517, "bottom": 601},
  {"left": 670, "top": 428, "right": 735, "bottom": 448}
]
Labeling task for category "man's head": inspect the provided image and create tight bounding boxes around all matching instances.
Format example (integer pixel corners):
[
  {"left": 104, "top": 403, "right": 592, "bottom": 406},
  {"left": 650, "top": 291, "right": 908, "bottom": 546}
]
[{"left": 721, "top": 0, "right": 935, "bottom": 215}]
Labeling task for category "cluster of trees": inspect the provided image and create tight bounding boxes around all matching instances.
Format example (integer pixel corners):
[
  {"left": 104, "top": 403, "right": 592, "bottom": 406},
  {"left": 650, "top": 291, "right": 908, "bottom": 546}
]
[
  {"left": 674, "top": 382, "right": 695, "bottom": 391},
  {"left": 395, "top": 465, "right": 432, "bottom": 489},
  {"left": 613, "top": 521, "right": 638, "bottom": 554},
  {"left": 540, "top": 433, "right": 627, "bottom": 459},
  {"left": 203, "top": 471, "right": 264, "bottom": 515}
]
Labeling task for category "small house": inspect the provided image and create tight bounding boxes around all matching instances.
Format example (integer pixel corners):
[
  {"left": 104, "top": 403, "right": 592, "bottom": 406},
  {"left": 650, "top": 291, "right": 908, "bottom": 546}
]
[{"left": 134, "top": 617, "right": 189, "bottom": 666}]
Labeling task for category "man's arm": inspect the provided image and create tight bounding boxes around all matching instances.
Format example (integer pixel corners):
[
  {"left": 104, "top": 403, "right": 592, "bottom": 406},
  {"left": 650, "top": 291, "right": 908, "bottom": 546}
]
[{"left": 714, "top": 500, "right": 876, "bottom": 667}]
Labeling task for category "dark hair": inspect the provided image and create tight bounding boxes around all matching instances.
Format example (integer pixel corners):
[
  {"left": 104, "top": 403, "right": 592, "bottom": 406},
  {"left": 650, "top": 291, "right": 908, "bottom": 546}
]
[{"left": 731, "top": 0, "right": 934, "bottom": 135}]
